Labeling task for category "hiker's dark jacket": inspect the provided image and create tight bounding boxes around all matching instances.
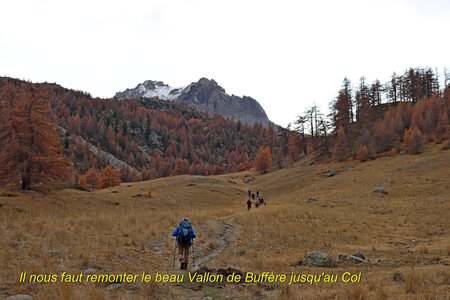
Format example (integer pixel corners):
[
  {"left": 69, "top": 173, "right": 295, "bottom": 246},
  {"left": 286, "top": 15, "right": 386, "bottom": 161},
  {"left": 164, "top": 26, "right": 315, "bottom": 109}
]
[{"left": 172, "top": 220, "right": 196, "bottom": 245}]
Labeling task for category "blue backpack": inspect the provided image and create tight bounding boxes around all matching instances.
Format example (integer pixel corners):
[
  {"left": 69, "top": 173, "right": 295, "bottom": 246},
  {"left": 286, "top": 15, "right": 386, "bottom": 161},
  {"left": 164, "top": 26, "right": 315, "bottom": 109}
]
[{"left": 177, "top": 220, "right": 193, "bottom": 245}]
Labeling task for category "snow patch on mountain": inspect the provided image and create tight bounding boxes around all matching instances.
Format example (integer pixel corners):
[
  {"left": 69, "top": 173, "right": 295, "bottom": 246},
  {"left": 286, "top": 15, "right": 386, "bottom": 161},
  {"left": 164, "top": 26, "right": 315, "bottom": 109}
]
[
  {"left": 115, "top": 80, "right": 184, "bottom": 101},
  {"left": 138, "top": 83, "right": 182, "bottom": 100}
]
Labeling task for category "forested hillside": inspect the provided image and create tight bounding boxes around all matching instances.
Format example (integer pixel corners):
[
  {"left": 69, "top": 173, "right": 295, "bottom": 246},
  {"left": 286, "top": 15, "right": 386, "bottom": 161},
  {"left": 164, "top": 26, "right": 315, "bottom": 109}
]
[
  {"left": 288, "top": 68, "right": 450, "bottom": 161},
  {"left": 1, "top": 67, "right": 449, "bottom": 190},
  {"left": 0, "top": 77, "right": 284, "bottom": 187}
]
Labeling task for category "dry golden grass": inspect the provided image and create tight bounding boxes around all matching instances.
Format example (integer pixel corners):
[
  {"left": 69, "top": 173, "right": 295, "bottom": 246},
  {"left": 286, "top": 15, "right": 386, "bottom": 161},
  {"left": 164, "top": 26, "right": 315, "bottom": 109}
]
[
  {"left": 1, "top": 175, "right": 243, "bottom": 299},
  {"left": 211, "top": 143, "right": 450, "bottom": 299},
  {"left": 1, "top": 143, "right": 450, "bottom": 299}
]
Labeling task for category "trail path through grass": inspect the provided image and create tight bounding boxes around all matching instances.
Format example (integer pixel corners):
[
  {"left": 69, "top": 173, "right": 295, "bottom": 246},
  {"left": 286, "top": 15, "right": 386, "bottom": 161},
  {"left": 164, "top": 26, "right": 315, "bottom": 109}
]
[{"left": 168, "top": 214, "right": 239, "bottom": 299}]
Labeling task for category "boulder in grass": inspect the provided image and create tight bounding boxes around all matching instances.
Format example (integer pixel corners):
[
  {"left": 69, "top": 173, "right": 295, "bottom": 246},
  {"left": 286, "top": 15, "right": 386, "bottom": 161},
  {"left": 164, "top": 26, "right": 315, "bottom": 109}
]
[
  {"left": 307, "top": 197, "right": 317, "bottom": 203},
  {"left": 106, "top": 283, "right": 122, "bottom": 290},
  {"left": 306, "top": 251, "right": 337, "bottom": 267},
  {"left": 352, "top": 251, "right": 366, "bottom": 260},
  {"left": 84, "top": 268, "right": 96, "bottom": 274},
  {"left": 373, "top": 183, "right": 387, "bottom": 194},
  {"left": 338, "top": 254, "right": 349, "bottom": 262},
  {"left": 320, "top": 170, "right": 338, "bottom": 178},
  {"left": 350, "top": 251, "right": 370, "bottom": 263},
  {"left": 348, "top": 255, "right": 369, "bottom": 263},
  {"left": 338, "top": 251, "right": 370, "bottom": 263}
]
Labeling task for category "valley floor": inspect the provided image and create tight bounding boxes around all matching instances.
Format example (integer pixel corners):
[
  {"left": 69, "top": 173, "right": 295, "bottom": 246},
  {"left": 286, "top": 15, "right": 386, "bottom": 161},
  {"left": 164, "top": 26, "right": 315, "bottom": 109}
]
[{"left": 1, "top": 143, "right": 449, "bottom": 299}]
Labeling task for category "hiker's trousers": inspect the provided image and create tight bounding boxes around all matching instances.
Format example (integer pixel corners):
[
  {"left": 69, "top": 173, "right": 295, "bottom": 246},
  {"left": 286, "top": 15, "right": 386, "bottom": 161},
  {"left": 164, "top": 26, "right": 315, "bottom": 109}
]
[{"left": 178, "top": 244, "right": 190, "bottom": 265}]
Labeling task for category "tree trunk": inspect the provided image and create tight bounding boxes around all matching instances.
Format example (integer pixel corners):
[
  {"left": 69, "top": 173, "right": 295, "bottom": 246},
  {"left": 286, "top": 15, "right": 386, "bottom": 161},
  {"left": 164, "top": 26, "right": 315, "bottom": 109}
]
[{"left": 21, "top": 176, "right": 31, "bottom": 190}]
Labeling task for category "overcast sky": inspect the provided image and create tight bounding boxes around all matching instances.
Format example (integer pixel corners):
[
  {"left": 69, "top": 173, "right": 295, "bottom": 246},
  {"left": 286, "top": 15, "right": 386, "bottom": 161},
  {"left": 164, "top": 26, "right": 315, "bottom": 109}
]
[{"left": 1, "top": 0, "right": 449, "bottom": 127}]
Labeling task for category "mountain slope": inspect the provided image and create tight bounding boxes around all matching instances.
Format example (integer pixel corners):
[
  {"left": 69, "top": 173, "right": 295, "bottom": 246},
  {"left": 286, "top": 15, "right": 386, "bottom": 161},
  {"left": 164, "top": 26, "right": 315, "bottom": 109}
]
[
  {"left": 0, "top": 76, "right": 276, "bottom": 181},
  {"left": 114, "top": 78, "right": 271, "bottom": 127}
]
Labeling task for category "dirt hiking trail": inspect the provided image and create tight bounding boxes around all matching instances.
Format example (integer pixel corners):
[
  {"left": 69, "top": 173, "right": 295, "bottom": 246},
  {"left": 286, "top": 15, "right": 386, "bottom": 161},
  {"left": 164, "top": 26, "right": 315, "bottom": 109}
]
[{"left": 167, "top": 215, "right": 239, "bottom": 299}]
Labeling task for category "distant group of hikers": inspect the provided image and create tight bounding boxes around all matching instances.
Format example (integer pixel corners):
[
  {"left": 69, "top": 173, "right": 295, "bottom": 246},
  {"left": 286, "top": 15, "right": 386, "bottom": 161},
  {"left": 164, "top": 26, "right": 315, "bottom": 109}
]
[{"left": 246, "top": 189, "right": 266, "bottom": 211}]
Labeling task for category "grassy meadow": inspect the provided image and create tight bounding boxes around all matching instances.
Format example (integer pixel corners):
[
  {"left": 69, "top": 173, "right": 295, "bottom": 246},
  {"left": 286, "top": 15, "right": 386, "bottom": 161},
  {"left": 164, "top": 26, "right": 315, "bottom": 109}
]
[{"left": 1, "top": 143, "right": 449, "bottom": 299}]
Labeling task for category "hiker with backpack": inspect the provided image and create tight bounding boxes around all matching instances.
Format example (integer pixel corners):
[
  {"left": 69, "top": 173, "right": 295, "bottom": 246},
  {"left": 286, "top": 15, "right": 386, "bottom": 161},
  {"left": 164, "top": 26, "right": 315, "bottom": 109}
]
[
  {"left": 247, "top": 198, "right": 252, "bottom": 211},
  {"left": 172, "top": 218, "right": 196, "bottom": 270}
]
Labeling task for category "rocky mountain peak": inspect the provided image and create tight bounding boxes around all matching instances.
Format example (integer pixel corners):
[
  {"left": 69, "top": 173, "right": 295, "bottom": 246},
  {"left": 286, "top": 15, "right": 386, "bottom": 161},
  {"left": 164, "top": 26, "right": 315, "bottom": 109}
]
[
  {"left": 180, "top": 78, "right": 225, "bottom": 104},
  {"left": 114, "top": 78, "right": 270, "bottom": 127},
  {"left": 195, "top": 78, "right": 221, "bottom": 89},
  {"left": 115, "top": 80, "right": 181, "bottom": 100},
  {"left": 140, "top": 80, "right": 168, "bottom": 89}
]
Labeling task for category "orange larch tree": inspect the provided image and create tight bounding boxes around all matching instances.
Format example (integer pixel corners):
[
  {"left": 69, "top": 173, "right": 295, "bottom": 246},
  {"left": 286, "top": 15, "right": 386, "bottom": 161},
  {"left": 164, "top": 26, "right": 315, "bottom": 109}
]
[
  {"left": 403, "top": 126, "right": 425, "bottom": 154},
  {"left": 357, "top": 144, "right": 369, "bottom": 162},
  {"left": 80, "top": 167, "right": 102, "bottom": 189},
  {"left": 255, "top": 146, "right": 272, "bottom": 174},
  {"left": 0, "top": 83, "right": 69, "bottom": 189},
  {"left": 101, "top": 165, "right": 121, "bottom": 188},
  {"left": 435, "top": 111, "right": 449, "bottom": 141},
  {"left": 172, "top": 159, "right": 190, "bottom": 176},
  {"left": 333, "top": 127, "right": 349, "bottom": 161}
]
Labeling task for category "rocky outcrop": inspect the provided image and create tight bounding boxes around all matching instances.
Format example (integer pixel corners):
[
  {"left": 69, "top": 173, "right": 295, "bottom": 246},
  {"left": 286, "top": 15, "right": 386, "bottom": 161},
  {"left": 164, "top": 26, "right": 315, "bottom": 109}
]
[{"left": 178, "top": 78, "right": 270, "bottom": 127}]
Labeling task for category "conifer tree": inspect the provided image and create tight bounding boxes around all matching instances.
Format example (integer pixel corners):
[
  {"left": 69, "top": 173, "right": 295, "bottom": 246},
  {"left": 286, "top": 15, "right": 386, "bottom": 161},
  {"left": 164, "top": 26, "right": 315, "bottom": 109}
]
[
  {"left": 357, "top": 144, "right": 369, "bottom": 162},
  {"left": 101, "top": 165, "right": 121, "bottom": 188},
  {"left": 0, "top": 84, "right": 69, "bottom": 189},
  {"left": 80, "top": 167, "right": 102, "bottom": 189},
  {"left": 172, "top": 159, "right": 190, "bottom": 175},
  {"left": 435, "top": 112, "right": 449, "bottom": 141},
  {"left": 403, "top": 126, "right": 425, "bottom": 154},
  {"left": 333, "top": 127, "right": 349, "bottom": 161},
  {"left": 255, "top": 146, "right": 272, "bottom": 174}
]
